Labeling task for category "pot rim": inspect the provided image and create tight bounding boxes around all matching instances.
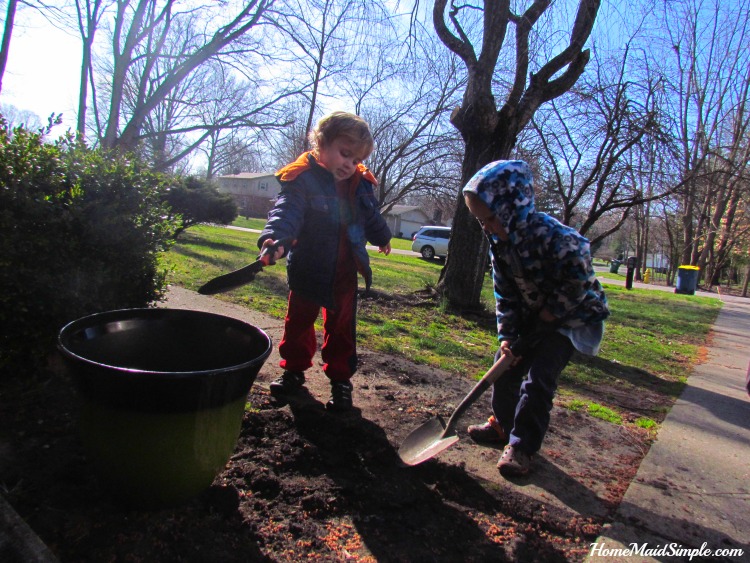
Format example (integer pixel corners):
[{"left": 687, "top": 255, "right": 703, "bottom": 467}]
[{"left": 57, "top": 307, "right": 273, "bottom": 377}]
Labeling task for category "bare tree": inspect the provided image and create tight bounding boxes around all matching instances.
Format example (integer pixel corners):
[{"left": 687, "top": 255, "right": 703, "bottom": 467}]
[
  {"left": 94, "top": 0, "right": 274, "bottom": 152},
  {"left": 433, "top": 0, "right": 602, "bottom": 309},
  {"left": 115, "top": 23, "right": 295, "bottom": 173},
  {"left": 73, "top": 0, "right": 110, "bottom": 135},
  {"left": 265, "top": 0, "right": 392, "bottom": 149},
  {"left": 193, "top": 62, "right": 288, "bottom": 177},
  {"left": 368, "top": 103, "right": 462, "bottom": 212},
  {"left": 659, "top": 0, "right": 750, "bottom": 270},
  {"left": 530, "top": 43, "right": 669, "bottom": 248},
  {"left": 258, "top": 3, "right": 464, "bottom": 208},
  {"left": 258, "top": 99, "right": 311, "bottom": 171},
  {"left": 363, "top": 36, "right": 464, "bottom": 209},
  {"left": 0, "top": 102, "right": 42, "bottom": 129},
  {"left": 206, "top": 132, "right": 266, "bottom": 177},
  {"left": 696, "top": 112, "right": 750, "bottom": 286}
]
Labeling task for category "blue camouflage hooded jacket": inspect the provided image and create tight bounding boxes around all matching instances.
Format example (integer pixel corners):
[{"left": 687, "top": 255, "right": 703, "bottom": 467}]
[{"left": 462, "top": 160, "right": 609, "bottom": 342}]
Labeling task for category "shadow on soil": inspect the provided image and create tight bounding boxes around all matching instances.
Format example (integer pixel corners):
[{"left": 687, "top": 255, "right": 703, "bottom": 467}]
[{"left": 270, "top": 398, "right": 577, "bottom": 562}]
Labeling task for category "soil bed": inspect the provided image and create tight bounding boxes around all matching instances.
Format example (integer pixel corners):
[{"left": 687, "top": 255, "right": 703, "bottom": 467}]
[{"left": 0, "top": 288, "right": 657, "bottom": 562}]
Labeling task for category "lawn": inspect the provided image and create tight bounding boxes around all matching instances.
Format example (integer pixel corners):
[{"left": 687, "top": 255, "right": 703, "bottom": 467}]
[
  {"left": 231, "top": 216, "right": 416, "bottom": 252},
  {"left": 161, "top": 224, "right": 722, "bottom": 429}
]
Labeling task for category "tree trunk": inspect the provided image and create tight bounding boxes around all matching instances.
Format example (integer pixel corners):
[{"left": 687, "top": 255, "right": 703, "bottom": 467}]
[
  {"left": 77, "top": 36, "right": 93, "bottom": 135},
  {"left": 438, "top": 195, "right": 489, "bottom": 308},
  {"left": 102, "top": 0, "right": 270, "bottom": 151},
  {"left": 437, "top": 98, "right": 521, "bottom": 308},
  {"left": 74, "top": 0, "right": 107, "bottom": 137},
  {"left": 679, "top": 178, "right": 696, "bottom": 266},
  {"left": 0, "top": 0, "right": 18, "bottom": 95},
  {"left": 433, "top": 0, "right": 601, "bottom": 309}
]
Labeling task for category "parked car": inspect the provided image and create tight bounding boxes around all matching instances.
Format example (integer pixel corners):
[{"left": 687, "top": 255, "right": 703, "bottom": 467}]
[{"left": 411, "top": 226, "right": 451, "bottom": 259}]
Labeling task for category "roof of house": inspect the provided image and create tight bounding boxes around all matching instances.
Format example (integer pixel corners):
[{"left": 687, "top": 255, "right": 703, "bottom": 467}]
[
  {"left": 218, "top": 172, "right": 276, "bottom": 180},
  {"left": 386, "top": 204, "right": 430, "bottom": 216}
]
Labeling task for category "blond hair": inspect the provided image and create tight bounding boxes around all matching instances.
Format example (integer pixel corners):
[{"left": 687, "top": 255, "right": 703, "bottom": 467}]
[{"left": 309, "top": 111, "right": 374, "bottom": 158}]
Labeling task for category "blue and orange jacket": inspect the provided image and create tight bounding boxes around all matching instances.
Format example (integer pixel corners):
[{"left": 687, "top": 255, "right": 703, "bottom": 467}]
[{"left": 258, "top": 152, "right": 392, "bottom": 309}]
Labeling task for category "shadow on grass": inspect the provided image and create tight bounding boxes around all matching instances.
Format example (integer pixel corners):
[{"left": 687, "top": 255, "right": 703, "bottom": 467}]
[
  {"left": 176, "top": 234, "right": 249, "bottom": 254},
  {"left": 570, "top": 353, "right": 685, "bottom": 394},
  {"left": 170, "top": 246, "right": 239, "bottom": 269},
  {"left": 563, "top": 354, "right": 686, "bottom": 418},
  {"left": 605, "top": 288, "right": 720, "bottom": 345},
  {"left": 233, "top": 273, "right": 289, "bottom": 300}
]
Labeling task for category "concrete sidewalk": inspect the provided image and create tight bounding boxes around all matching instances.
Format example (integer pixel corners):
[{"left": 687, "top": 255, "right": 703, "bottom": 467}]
[{"left": 587, "top": 294, "right": 750, "bottom": 562}]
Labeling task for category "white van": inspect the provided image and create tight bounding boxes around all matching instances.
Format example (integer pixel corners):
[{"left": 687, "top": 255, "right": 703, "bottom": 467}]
[{"left": 411, "top": 226, "right": 451, "bottom": 259}]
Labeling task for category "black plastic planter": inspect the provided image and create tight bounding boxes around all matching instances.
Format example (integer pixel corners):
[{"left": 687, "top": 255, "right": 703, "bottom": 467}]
[{"left": 58, "top": 308, "right": 272, "bottom": 508}]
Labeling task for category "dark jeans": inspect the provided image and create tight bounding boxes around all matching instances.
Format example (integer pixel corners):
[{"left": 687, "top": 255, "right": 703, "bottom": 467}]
[{"left": 491, "top": 331, "right": 574, "bottom": 455}]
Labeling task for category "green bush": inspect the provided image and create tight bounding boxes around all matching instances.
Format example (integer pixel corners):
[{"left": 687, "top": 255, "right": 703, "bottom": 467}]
[
  {"left": 0, "top": 119, "right": 180, "bottom": 372},
  {"left": 165, "top": 175, "right": 238, "bottom": 237}
]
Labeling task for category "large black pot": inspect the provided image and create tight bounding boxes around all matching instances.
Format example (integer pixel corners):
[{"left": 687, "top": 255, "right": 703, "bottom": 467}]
[{"left": 58, "top": 308, "right": 272, "bottom": 508}]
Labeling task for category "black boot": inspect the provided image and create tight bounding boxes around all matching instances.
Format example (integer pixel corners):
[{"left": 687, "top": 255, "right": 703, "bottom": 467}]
[
  {"left": 269, "top": 371, "right": 305, "bottom": 396},
  {"left": 325, "top": 381, "right": 353, "bottom": 412}
]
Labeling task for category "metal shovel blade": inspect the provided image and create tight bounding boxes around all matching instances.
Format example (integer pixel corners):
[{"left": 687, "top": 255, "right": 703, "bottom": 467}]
[
  {"left": 398, "top": 415, "right": 459, "bottom": 466},
  {"left": 397, "top": 353, "right": 514, "bottom": 466},
  {"left": 198, "top": 240, "right": 287, "bottom": 295},
  {"left": 198, "top": 260, "right": 264, "bottom": 295}
]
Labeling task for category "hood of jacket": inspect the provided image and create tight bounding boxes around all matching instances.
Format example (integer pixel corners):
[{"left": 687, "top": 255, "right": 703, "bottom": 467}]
[
  {"left": 462, "top": 160, "right": 534, "bottom": 246},
  {"left": 276, "top": 151, "right": 378, "bottom": 186}
]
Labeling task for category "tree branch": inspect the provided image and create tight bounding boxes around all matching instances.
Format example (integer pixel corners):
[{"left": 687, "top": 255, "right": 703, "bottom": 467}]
[
  {"left": 432, "top": 0, "right": 476, "bottom": 67},
  {"left": 507, "top": 0, "right": 550, "bottom": 107}
]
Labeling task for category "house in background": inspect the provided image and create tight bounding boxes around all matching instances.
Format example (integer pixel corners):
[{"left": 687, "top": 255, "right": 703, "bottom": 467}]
[
  {"left": 216, "top": 176, "right": 444, "bottom": 239},
  {"left": 217, "top": 172, "right": 281, "bottom": 218},
  {"left": 383, "top": 205, "right": 438, "bottom": 239}
]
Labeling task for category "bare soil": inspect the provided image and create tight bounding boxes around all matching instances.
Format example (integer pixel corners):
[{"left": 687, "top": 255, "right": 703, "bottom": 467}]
[{"left": 0, "top": 287, "right": 658, "bottom": 562}]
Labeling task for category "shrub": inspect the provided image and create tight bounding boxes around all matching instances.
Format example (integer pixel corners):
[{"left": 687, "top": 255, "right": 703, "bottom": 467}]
[
  {"left": 165, "top": 175, "right": 237, "bottom": 237},
  {"left": 0, "top": 119, "right": 180, "bottom": 373}
]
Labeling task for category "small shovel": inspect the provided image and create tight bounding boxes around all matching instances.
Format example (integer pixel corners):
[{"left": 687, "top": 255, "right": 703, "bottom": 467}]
[
  {"left": 398, "top": 352, "right": 515, "bottom": 466},
  {"left": 198, "top": 240, "right": 285, "bottom": 295},
  {"left": 398, "top": 325, "right": 556, "bottom": 466}
]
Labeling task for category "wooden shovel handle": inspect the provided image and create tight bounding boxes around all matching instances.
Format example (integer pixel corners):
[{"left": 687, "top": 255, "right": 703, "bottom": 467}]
[{"left": 441, "top": 353, "right": 515, "bottom": 439}]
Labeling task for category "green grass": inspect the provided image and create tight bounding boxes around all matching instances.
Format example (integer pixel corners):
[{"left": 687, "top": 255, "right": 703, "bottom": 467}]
[
  {"left": 161, "top": 224, "right": 723, "bottom": 430},
  {"left": 587, "top": 402, "right": 623, "bottom": 424},
  {"left": 231, "top": 217, "right": 415, "bottom": 252},
  {"left": 232, "top": 217, "right": 267, "bottom": 230},
  {"left": 567, "top": 399, "right": 623, "bottom": 424},
  {"left": 635, "top": 417, "right": 657, "bottom": 430}
]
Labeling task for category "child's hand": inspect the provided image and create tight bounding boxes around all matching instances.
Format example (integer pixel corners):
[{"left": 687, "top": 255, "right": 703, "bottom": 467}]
[
  {"left": 378, "top": 243, "right": 391, "bottom": 256},
  {"left": 260, "top": 239, "right": 285, "bottom": 265},
  {"left": 500, "top": 339, "right": 521, "bottom": 366}
]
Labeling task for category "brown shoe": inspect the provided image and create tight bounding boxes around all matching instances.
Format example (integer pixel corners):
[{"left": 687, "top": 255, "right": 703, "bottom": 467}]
[
  {"left": 467, "top": 416, "right": 508, "bottom": 444},
  {"left": 497, "top": 445, "right": 531, "bottom": 477}
]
